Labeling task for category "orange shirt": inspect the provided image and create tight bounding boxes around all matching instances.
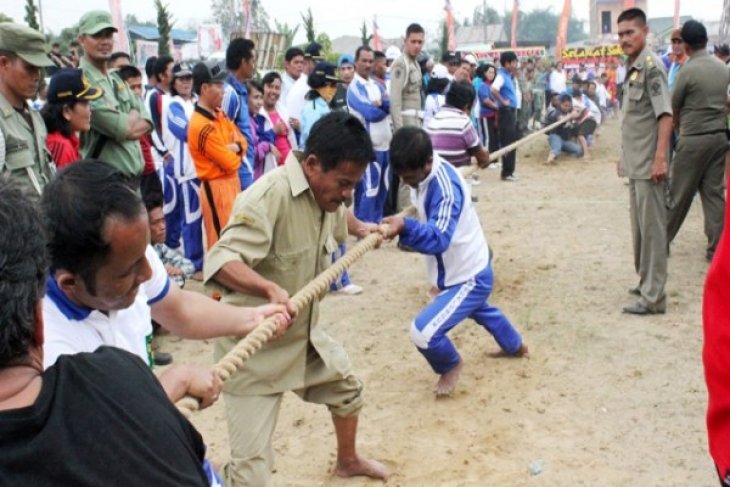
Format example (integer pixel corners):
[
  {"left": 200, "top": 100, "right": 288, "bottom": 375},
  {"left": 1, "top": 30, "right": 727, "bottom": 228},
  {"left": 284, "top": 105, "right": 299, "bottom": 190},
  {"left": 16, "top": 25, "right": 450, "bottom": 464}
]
[{"left": 188, "top": 105, "right": 246, "bottom": 181}]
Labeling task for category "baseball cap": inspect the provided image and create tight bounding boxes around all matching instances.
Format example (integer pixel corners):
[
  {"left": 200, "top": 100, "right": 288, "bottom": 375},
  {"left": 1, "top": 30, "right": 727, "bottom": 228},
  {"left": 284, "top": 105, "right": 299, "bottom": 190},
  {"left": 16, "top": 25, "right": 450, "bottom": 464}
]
[
  {"left": 192, "top": 60, "right": 227, "bottom": 85},
  {"left": 385, "top": 46, "right": 401, "bottom": 61},
  {"left": 172, "top": 63, "right": 193, "bottom": 78},
  {"left": 464, "top": 54, "right": 477, "bottom": 66},
  {"left": 0, "top": 23, "right": 54, "bottom": 68},
  {"left": 308, "top": 62, "right": 339, "bottom": 88},
  {"left": 78, "top": 10, "right": 117, "bottom": 36},
  {"left": 680, "top": 20, "right": 708, "bottom": 46},
  {"left": 337, "top": 54, "right": 354, "bottom": 68},
  {"left": 47, "top": 68, "right": 103, "bottom": 104},
  {"left": 304, "top": 42, "right": 324, "bottom": 61},
  {"left": 431, "top": 64, "right": 449, "bottom": 80}
]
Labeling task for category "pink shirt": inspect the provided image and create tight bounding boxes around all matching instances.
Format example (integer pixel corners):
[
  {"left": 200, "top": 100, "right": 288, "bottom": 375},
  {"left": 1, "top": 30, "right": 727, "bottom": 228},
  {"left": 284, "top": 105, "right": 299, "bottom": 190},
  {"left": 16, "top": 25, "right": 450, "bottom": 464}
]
[{"left": 268, "top": 111, "right": 291, "bottom": 165}]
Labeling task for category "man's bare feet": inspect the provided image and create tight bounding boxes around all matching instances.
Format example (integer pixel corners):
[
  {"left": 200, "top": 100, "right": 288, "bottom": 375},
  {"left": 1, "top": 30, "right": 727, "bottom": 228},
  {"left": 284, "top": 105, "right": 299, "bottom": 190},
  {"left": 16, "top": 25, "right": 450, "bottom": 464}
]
[
  {"left": 487, "top": 343, "right": 529, "bottom": 358},
  {"left": 434, "top": 358, "right": 464, "bottom": 397},
  {"left": 546, "top": 153, "right": 557, "bottom": 165},
  {"left": 335, "top": 456, "right": 388, "bottom": 480}
]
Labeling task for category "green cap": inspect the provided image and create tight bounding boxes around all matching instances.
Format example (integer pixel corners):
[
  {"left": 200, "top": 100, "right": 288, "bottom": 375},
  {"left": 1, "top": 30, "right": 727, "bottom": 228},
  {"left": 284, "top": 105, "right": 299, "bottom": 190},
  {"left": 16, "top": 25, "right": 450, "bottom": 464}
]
[
  {"left": 78, "top": 10, "right": 117, "bottom": 36},
  {"left": 0, "top": 23, "right": 54, "bottom": 68}
]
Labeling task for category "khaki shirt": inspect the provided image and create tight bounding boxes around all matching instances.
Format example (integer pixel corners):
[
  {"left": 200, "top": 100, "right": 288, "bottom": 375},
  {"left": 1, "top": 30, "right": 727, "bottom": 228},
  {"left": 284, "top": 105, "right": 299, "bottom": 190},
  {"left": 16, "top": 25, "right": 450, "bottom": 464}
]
[
  {"left": 0, "top": 92, "right": 53, "bottom": 201},
  {"left": 205, "top": 151, "right": 349, "bottom": 395},
  {"left": 389, "top": 54, "right": 422, "bottom": 130},
  {"left": 672, "top": 50, "right": 730, "bottom": 137},
  {"left": 620, "top": 47, "right": 672, "bottom": 180},
  {"left": 79, "top": 58, "right": 151, "bottom": 177}
]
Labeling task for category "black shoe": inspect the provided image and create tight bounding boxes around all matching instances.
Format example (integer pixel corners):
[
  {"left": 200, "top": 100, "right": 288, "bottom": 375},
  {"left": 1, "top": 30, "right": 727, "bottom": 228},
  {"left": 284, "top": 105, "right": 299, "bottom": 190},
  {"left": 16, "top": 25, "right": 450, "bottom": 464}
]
[
  {"left": 628, "top": 287, "right": 641, "bottom": 296},
  {"left": 153, "top": 351, "right": 173, "bottom": 366},
  {"left": 622, "top": 302, "right": 665, "bottom": 315}
]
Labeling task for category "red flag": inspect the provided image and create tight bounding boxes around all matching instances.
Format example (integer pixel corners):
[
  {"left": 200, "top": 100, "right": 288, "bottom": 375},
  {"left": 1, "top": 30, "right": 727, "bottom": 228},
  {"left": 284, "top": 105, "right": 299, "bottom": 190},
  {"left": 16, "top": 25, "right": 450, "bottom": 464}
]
[
  {"left": 372, "top": 16, "right": 382, "bottom": 51},
  {"left": 673, "top": 0, "right": 681, "bottom": 29},
  {"left": 108, "top": 0, "right": 129, "bottom": 54},
  {"left": 445, "top": 0, "right": 455, "bottom": 51},
  {"left": 511, "top": 0, "right": 519, "bottom": 49},
  {"left": 555, "top": 0, "right": 571, "bottom": 60},
  {"left": 243, "top": 0, "right": 252, "bottom": 37}
]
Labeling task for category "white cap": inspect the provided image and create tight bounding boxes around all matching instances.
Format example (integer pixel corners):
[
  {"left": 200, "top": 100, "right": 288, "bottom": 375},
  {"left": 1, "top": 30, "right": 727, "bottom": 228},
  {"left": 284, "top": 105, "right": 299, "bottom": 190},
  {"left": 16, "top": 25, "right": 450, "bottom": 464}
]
[
  {"left": 431, "top": 64, "right": 449, "bottom": 79},
  {"left": 385, "top": 46, "right": 401, "bottom": 61},
  {"left": 464, "top": 54, "right": 477, "bottom": 65}
]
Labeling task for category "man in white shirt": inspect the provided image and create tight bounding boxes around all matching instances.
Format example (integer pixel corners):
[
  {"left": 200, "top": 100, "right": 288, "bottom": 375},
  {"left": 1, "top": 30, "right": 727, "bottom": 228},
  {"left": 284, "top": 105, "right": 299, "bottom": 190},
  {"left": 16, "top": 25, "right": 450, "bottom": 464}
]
[
  {"left": 280, "top": 46, "right": 304, "bottom": 105},
  {"left": 549, "top": 62, "right": 567, "bottom": 96},
  {"left": 286, "top": 42, "right": 323, "bottom": 127},
  {"left": 41, "top": 161, "right": 291, "bottom": 407},
  {"left": 347, "top": 45, "right": 392, "bottom": 223}
]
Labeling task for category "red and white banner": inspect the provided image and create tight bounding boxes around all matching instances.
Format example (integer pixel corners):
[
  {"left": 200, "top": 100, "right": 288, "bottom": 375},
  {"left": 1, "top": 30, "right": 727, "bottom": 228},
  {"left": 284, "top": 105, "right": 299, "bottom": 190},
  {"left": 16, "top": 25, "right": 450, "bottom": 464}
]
[
  {"left": 243, "top": 0, "right": 252, "bottom": 37},
  {"left": 445, "top": 0, "right": 455, "bottom": 52},
  {"left": 555, "top": 0, "right": 571, "bottom": 60},
  {"left": 198, "top": 23, "right": 223, "bottom": 58},
  {"left": 623, "top": 0, "right": 636, "bottom": 9},
  {"left": 510, "top": 0, "right": 519, "bottom": 49},
  {"left": 372, "top": 15, "right": 382, "bottom": 51},
  {"left": 108, "top": 0, "right": 129, "bottom": 54},
  {"left": 673, "top": 0, "right": 681, "bottom": 29}
]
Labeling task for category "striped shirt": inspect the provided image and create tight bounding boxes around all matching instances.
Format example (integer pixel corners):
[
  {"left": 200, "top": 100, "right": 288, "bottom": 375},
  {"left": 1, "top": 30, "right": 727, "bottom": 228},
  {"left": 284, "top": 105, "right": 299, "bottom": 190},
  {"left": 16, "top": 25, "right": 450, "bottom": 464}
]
[{"left": 425, "top": 106, "right": 480, "bottom": 167}]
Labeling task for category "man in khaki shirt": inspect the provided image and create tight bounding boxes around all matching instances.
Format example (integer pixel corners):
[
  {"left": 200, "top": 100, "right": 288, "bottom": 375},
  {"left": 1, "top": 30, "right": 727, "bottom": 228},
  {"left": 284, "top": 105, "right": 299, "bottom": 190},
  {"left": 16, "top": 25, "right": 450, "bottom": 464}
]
[
  {"left": 77, "top": 10, "right": 152, "bottom": 178},
  {"left": 205, "top": 111, "right": 388, "bottom": 486},
  {"left": 0, "top": 23, "right": 55, "bottom": 201},
  {"left": 667, "top": 20, "right": 729, "bottom": 262},
  {"left": 617, "top": 8, "right": 673, "bottom": 315}
]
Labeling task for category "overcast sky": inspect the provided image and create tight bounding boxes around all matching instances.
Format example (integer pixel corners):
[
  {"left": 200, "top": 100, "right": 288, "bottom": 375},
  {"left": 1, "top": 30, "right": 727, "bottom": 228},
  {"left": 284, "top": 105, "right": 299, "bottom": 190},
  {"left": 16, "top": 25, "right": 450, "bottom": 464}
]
[{"left": 5, "top": 0, "right": 724, "bottom": 42}]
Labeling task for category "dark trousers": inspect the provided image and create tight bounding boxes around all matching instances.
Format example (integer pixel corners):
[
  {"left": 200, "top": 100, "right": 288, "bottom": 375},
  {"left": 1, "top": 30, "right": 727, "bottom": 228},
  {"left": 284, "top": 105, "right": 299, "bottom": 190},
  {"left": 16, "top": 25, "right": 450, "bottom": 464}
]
[
  {"left": 498, "top": 108, "right": 518, "bottom": 178},
  {"left": 383, "top": 169, "right": 400, "bottom": 217}
]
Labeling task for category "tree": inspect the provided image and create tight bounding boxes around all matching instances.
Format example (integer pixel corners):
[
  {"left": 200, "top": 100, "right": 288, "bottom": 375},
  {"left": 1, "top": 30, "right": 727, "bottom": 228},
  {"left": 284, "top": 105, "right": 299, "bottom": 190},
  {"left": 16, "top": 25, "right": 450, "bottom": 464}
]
[
  {"left": 24, "top": 0, "right": 39, "bottom": 31},
  {"left": 439, "top": 20, "right": 449, "bottom": 58},
  {"left": 472, "top": 1, "right": 501, "bottom": 25},
  {"left": 274, "top": 19, "right": 299, "bottom": 48},
  {"left": 211, "top": 0, "right": 270, "bottom": 40},
  {"left": 301, "top": 8, "right": 316, "bottom": 43},
  {"left": 49, "top": 23, "right": 80, "bottom": 52},
  {"left": 0, "top": 13, "right": 14, "bottom": 24},
  {"left": 315, "top": 32, "right": 332, "bottom": 54},
  {"left": 359, "top": 20, "right": 372, "bottom": 47},
  {"left": 501, "top": 7, "right": 587, "bottom": 47},
  {"left": 125, "top": 13, "right": 156, "bottom": 27},
  {"left": 155, "top": 0, "right": 174, "bottom": 57}
]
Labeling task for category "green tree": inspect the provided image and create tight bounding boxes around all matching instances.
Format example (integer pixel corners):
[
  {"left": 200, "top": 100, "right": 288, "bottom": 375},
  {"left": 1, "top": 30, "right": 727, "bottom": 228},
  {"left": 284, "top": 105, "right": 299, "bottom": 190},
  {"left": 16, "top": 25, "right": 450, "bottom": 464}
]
[
  {"left": 211, "top": 0, "right": 270, "bottom": 40},
  {"left": 0, "top": 13, "right": 14, "bottom": 24},
  {"left": 359, "top": 20, "right": 372, "bottom": 47},
  {"left": 274, "top": 19, "right": 299, "bottom": 48},
  {"left": 472, "top": 1, "right": 501, "bottom": 25},
  {"left": 49, "top": 23, "right": 80, "bottom": 52},
  {"left": 439, "top": 20, "right": 449, "bottom": 58},
  {"left": 301, "top": 8, "right": 315, "bottom": 43},
  {"left": 24, "top": 0, "right": 39, "bottom": 31},
  {"left": 155, "top": 0, "right": 174, "bottom": 57},
  {"left": 125, "top": 13, "right": 156, "bottom": 27},
  {"left": 502, "top": 8, "right": 586, "bottom": 47}
]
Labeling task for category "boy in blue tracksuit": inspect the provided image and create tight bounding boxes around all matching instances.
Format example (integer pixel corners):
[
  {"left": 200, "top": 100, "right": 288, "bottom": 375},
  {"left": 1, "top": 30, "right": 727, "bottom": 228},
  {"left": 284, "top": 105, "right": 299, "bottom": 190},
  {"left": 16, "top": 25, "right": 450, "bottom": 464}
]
[{"left": 382, "top": 127, "right": 528, "bottom": 396}]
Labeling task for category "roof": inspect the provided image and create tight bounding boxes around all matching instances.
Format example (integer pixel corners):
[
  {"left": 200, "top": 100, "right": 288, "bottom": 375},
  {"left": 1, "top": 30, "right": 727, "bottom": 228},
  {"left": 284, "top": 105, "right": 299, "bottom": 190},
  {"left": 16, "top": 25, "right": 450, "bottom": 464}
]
[
  {"left": 455, "top": 24, "right": 507, "bottom": 48},
  {"left": 126, "top": 24, "right": 197, "bottom": 43}
]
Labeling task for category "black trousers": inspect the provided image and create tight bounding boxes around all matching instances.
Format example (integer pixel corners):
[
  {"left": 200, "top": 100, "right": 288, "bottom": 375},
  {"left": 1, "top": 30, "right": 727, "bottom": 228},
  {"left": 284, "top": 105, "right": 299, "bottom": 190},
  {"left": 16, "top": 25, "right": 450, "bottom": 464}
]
[{"left": 498, "top": 108, "right": 518, "bottom": 178}]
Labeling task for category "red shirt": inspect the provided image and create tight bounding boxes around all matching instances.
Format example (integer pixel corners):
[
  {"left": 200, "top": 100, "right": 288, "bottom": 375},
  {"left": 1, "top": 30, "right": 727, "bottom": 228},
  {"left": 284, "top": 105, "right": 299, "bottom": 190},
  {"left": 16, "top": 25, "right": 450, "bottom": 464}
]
[
  {"left": 46, "top": 132, "right": 80, "bottom": 168},
  {"left": 704, "top": 171, "right": 730, "bottom": 482},
  {"left": 140, "top": 135, "right": 156, "bottom": 176}
]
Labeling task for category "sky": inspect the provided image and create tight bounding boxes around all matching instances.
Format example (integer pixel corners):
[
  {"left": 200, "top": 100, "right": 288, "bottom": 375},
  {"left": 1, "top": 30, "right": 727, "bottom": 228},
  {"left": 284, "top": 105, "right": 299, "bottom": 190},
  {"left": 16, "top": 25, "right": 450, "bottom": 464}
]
[{"left": 5, "top": 0, "right": 724, "bottom": 43}]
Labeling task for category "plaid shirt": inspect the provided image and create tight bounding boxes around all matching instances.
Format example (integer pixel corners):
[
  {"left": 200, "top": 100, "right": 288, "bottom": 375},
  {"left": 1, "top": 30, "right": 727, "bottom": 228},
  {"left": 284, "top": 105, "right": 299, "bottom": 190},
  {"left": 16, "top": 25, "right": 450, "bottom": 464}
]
[{"left": 153, "top": 243, "right": 195, "bottom": 287}]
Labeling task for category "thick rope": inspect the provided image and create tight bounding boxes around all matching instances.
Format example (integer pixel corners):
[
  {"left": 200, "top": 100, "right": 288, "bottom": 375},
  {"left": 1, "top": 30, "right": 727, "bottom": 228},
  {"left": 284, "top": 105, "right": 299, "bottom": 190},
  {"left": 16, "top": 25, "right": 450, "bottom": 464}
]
[
  {"left": 176, "top": 230, "right": 386, "bottom": 417},
  {"left": 460, "top": 117, "right": 572, "bottom": 179}
]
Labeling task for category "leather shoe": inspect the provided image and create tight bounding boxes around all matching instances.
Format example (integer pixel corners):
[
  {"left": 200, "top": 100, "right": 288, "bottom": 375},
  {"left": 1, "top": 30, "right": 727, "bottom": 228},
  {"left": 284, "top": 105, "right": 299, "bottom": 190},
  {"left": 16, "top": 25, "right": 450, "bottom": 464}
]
[
  {"left": 622, "top": 302, "right": 665, "bottom": 315},
  {"left": 628, "top": 287, "right": 641, "bottom": 296}
]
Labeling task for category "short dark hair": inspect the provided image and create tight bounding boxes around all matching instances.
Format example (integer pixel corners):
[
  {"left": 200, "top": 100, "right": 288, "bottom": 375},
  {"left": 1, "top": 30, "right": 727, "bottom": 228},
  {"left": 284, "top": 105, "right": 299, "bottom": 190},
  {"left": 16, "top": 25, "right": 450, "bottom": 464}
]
[
  {"left": 425, "top": 76, "right": 449, "bottom": 95},
  {"left": 246, "top": 79, "right": 263, "bottom": 95},
  {"left": 142, "top": 191, "right": 164, "bottom": 213},
  {"left": 445, "top": 81, "right": 476, "bottom": 110},
  {"left": 389, "top": 127, "right": 433, "bottom": 173},
  {"left": 373, "top": 50, "right": 386, "bottom": 60},
  {"left": 0, "top": 180, "right": 48, "bottom": 367},
  {"left": 406, "top": 23, "right": 425, "bottom": 37},
  {"left": 109, "top": 51, "right": 130, "bottom": 64},
  {"left": 226, "top": 38, "right": 255, "bottom": 71},
  {"left": 261, "top": 71, "right": 281, "bottom": 87},
  {"left": 144, "top": 56, "right": 158, "bottom": 78},
  {"left": 41, "top": 161, "right": 146, "bottom": 295},
  {"left": 153, "top": 55, "right": 174, "bottom": 78},
  {"left": 355, "top": 45, "right": 373, "bottom": 61},
  {"left": 305, "top": 111, "right": 374, "bottom": 172},
  {"left": 52, "top": 42, "right": 60, "bottom": 48},
  {"left": 500, "top": 51, "right": 517, "bottom": 66},
  {"left": 617, "top": 8, "right": 646, "bottom": 26},
  {"left": 41, "top": 101, "right": 76, "bottom": 138},
  {"left": 285, "top": 47, "right": 304, "bottom": 62},
  {"left": 117, "top": 65, "right": 142, "bottom": 83}
]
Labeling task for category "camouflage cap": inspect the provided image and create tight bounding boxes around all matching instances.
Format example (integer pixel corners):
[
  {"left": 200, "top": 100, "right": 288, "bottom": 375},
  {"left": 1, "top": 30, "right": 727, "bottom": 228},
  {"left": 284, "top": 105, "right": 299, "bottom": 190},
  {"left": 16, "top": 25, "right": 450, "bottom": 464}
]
[
  {"left": 78, "top": 10, "right": 117, "bottom": 36},
  {"left": 0, "top": 23, "right": 54, "bottom": 68}
]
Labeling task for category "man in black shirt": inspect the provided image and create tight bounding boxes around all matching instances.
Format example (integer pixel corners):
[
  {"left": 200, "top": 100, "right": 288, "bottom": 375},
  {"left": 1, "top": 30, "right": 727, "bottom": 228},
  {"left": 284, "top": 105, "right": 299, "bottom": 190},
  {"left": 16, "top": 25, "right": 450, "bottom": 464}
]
[{"left": 0, "top": 180, "right": 212, "bottom": 486}]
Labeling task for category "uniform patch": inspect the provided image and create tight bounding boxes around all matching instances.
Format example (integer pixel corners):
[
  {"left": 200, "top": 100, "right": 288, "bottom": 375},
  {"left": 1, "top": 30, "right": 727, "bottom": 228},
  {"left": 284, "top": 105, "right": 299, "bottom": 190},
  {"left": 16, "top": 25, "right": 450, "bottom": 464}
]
[
  {"left": 233, "top": 213, "right": 256, "bottom": 226},
  {"left": 630, "top": 71, "right": 639, "bottom": 81},
  {"left": 650, "top": 80, "right": 662, "bottom": 97},
  {"left": 647, "top": 68, "right": 661, "bottom": 80},
  {"left": 393, "top": 68, "right": 403, "bottom": 79}
]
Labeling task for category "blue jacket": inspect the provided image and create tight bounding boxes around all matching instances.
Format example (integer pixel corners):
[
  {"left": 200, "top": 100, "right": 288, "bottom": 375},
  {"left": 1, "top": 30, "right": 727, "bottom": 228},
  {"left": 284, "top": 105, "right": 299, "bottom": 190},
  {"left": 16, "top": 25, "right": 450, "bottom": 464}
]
[
  {"left": 222, "top": 74, "right": 254, "bottom": 189},
  {"left": 496, "top": 67, "right": 517, "bottom": 108},
  {"left": 300, "top": 96, "right": 331, "bottom": 150}
]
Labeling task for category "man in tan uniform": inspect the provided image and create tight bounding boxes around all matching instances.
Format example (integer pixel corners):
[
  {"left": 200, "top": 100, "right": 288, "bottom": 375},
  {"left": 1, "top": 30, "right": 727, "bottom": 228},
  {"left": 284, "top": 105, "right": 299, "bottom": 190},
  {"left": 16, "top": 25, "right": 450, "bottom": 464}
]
[
  {"left": 617, "top": 8, "right": 673, "bottom": 315},
  {"left": 667, "top": 20, "right": 729, "bottom": 262},
  {"left": 205, "top": 111, "right": 387, "bottom": 486},
  {"left": 387, "top": 23, "right": 425, "bottom": 214},
  {"left": 0, "top": 23, "right": 55, "bottom": 201}
]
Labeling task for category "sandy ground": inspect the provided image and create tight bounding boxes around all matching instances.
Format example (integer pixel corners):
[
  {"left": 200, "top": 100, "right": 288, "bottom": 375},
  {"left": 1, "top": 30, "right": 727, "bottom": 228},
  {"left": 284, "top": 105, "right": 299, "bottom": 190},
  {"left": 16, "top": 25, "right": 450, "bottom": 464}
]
[{"left": 160, "top": 119, "right": 718, "bottom": 486}]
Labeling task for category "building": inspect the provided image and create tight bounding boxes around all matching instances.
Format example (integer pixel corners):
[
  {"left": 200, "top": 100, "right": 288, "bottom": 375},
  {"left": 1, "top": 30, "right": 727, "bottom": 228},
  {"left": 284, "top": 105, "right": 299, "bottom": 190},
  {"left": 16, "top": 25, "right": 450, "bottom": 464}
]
[
  {"left": 589, "top": 0, "right": 648, "bottom": 41},
  {"left": 454, "top": 24, "right": 508, "bottom": 50}
]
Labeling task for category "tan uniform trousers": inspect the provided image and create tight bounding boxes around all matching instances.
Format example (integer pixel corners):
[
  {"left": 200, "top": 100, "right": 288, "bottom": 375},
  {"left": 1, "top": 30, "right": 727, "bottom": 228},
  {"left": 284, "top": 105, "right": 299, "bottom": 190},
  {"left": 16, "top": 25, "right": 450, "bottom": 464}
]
[
  {"left": 629, "top": 179, "right": 668, "bottom": 311},
  {"left": 222, "top": 349, "right": 364, "bottom": 487},
  {"left": 395, "top": 115, "right": 422, "bottom": 211},
  {"left": 667, "top": 132, "right": 726, "bottom": 258}
]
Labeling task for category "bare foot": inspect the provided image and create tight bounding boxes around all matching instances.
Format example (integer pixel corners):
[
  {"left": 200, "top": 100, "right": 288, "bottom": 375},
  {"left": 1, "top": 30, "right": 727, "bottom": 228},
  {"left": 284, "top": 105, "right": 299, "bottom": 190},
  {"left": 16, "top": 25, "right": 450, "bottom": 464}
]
[
  {"left": 487, "top": 343, "right": 529, "bottom": 358},
  {"left": 335, "top": 456, "right": 388, "bottom": 480},
  {"left": 427, "top": 286, "right": 439, "bottom": 301},
  {"left": 546, "top": 153, "right": 557, "bottom": 165},
  {"left": 434, "top": 358, "right": 464, "bottom": 397},
  {"left": 191, "top": 271, "right": 204, "bottom": 281}
]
